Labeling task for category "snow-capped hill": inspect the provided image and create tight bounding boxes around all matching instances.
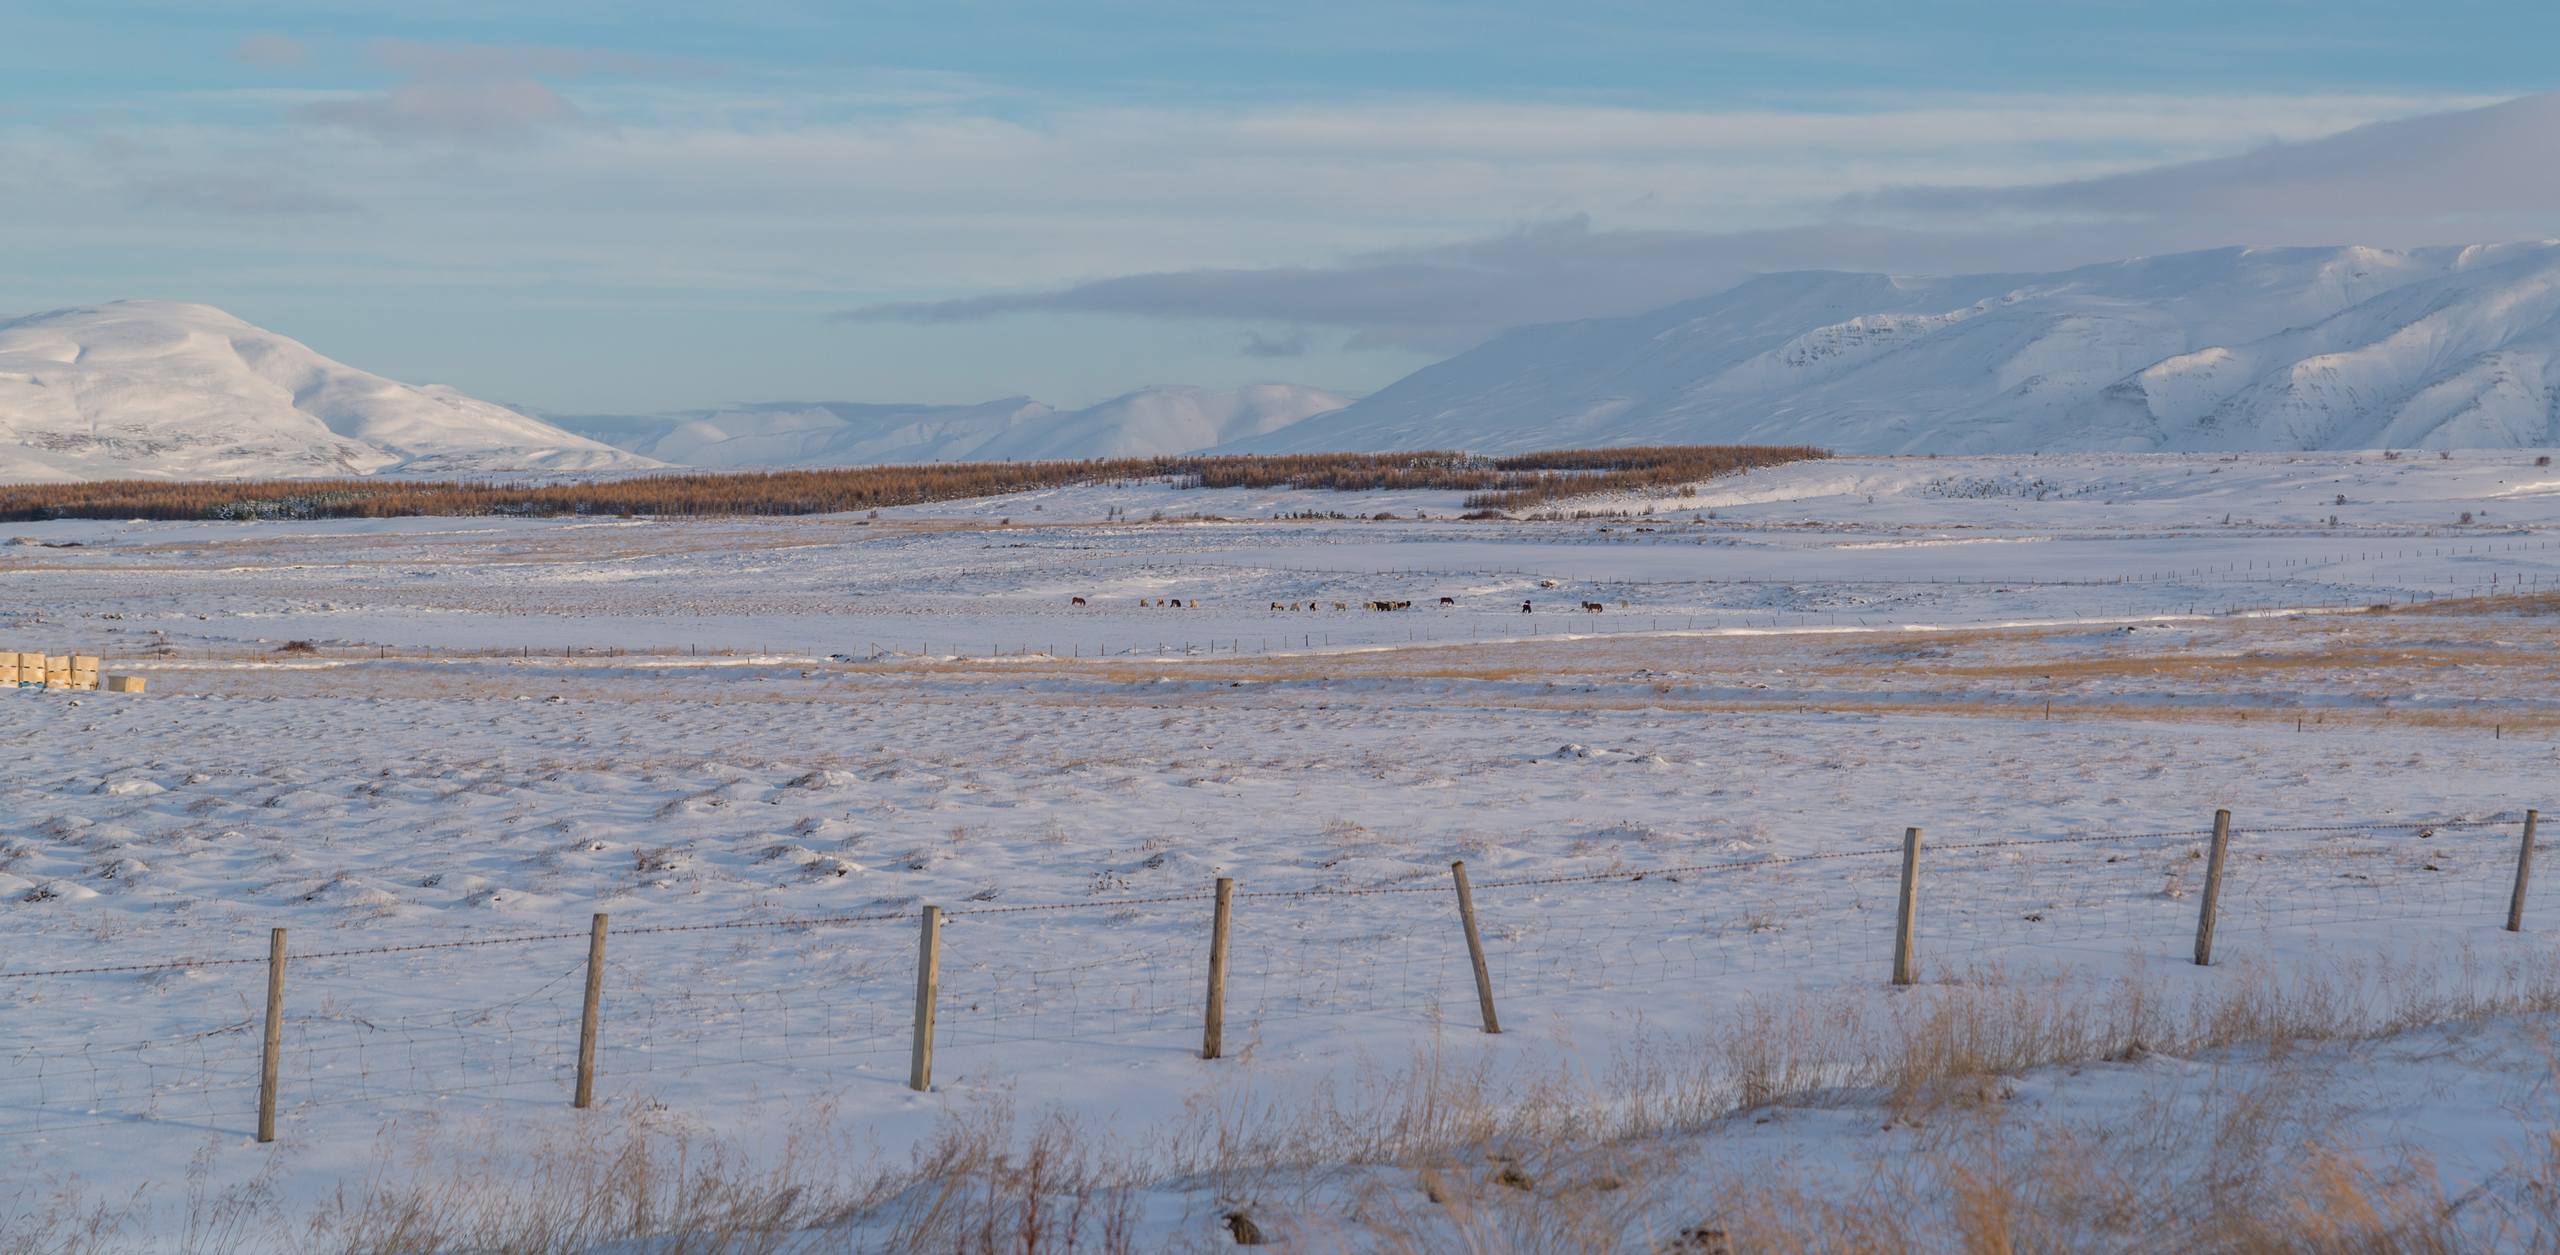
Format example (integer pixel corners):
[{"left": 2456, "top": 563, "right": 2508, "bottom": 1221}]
[
  {"left": 561, "top": 383, "right": 1350, "bottom": 468},
  {"left": 0, "top": 301, "right": 657, "bottom": 482},
  {"left": 1230, "top": 243, "right": 2560, "bottom": 455},
  {"left": 588, "top": 398, "right": 1061, "bottom": 469},
  {"left": 971, "top": 383, "right": 1352, "bottom": 460}
]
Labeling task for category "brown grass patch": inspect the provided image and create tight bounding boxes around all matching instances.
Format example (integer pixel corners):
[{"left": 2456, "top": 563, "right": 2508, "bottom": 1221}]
[{"left": 0, "top": 446, "right": 1826, "bottom": 523}]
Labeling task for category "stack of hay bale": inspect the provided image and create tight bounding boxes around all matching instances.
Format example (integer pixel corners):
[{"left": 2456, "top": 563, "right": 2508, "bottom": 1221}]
[{"left": 3, "top": 651, "right": 141, "bottom": 692}]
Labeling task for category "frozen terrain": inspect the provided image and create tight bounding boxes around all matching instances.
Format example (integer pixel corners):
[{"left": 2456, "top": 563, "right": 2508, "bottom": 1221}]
[
  {"left": 1242, "top": 242, "right": 2560, "bottom": 455},
  {"left": 5, "top": 449, "right": 2560, "bottom": 1246},
  {"left": 0, "top": 302, "right": 656, "bottom": 483}
]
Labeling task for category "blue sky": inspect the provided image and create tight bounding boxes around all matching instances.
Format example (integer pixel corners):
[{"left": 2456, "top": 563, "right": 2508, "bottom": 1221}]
[{"left": 4, "top": 1, "right": 2555, "bottom": 414}]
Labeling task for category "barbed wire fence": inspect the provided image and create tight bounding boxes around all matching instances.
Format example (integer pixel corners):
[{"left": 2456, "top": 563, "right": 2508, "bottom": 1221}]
[{"left": 0, "top": 810, "right": 2544, "bottom": 1145}]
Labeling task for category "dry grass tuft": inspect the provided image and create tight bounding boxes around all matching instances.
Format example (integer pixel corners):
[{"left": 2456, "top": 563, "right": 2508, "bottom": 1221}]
[{"left": 13, "top": 950, "right": 2560, "bottom": 1250}]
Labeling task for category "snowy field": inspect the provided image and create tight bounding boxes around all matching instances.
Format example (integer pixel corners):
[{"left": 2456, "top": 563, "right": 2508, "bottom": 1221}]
[{"left": 7, "top": 449, "right": 2560, "bottom": 1246}]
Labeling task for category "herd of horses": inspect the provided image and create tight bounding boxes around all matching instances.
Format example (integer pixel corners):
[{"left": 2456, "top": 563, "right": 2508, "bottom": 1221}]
[{"left": 1071, "top": 595, "right": 1613, "bottom": 613}]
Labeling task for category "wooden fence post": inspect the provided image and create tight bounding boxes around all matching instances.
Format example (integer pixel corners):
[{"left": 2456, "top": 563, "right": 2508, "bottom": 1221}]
[
  {"left": 257, "top": 928, "right": 286, "bottom": 1143},
  {"left": 1891, "top": 829, "right": 1922, "bottom": 986},
  {"left": 1451, "top": 861, "right": 1501, "bottom": 1033},
  {"left": 1203, "top": 878, "right": 1234, "bottom": 1059},
  {"left": 2194, "top": 809, "right": 2233, "bottom": 966},
  {"left": 909, "top": 905, "right": 942, "bottom": 1092},
  {"left": 574, "top": 913, "right": 607, "bottom": 1109},
  {"left": 2509, "top": 810, "right": 2541, "bottom": 933}
]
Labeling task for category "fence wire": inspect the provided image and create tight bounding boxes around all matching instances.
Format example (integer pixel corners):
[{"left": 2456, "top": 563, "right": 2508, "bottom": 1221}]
[{"left": 0, "top": 813, "right": 2538, "bottom": 1142}]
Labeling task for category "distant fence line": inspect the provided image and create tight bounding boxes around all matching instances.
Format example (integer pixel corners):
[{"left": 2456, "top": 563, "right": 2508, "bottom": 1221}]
[{"left": 0, "top": 809, "right": 2543, "bottom": 1146}]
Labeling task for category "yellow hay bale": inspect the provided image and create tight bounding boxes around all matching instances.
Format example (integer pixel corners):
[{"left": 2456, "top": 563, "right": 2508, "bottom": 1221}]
[
  {"left": 71, "top": 655, "right": 99, "bottom": 673},
  {"left": 105, "top": 675, "right": 144, "bottom": 694}
]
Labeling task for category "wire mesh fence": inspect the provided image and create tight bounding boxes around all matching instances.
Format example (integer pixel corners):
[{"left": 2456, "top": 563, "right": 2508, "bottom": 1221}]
[{"left": 0, "top": 810, "right": 2542, "bottom": 1145}]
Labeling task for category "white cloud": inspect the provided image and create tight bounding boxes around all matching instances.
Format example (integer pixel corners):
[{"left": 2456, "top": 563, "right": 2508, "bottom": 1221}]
[
  {"left": 232, "top": 34, "right": 309, "bottom": 68},
  {"left": 296, "top": 78, "right": 592, "bottom": 144},
  {"left": 121, "top": 168, "right": 362, "bottom": 216},
  {"left": 1858, "top": 92, "right": 2560, "bottom": 223},
  {"left": 6, "top": 71, "right": 2541, "bottom": 371}
]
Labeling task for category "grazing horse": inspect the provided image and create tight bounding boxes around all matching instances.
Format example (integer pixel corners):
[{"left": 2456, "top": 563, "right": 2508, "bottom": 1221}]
[
  {"left": 1070, "top": 596, "right": 1087, "bottom": 606},
  {"left": 1333, "top": 602, "right": 1348, "bottom": 611},
  {"left": 1438, "top": 596, "right": 1456, "bottom": 606},
  {"left": 1582, "top": 602, "right": 1605, "bottom": 613},
  {"left": 1521, "top": 601, "right": 1533, "bottom": 613}
]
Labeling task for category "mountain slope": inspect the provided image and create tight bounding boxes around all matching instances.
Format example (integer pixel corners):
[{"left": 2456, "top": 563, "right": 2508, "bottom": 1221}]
[
  {"left": 562, "top": 398, "right": 1061, "bottom": 469},
  {"left": 974, "top": 384, "right": 1354, "bottom": 460},
  {"left": 560, "top": 383, "right": 1351, "bottom": 468},
  {"left": 0, "top": 301, "right": 657, "bottom": 481},
  {"left": 1229, "top": 244, "right": 2560, "bottom": 455}
]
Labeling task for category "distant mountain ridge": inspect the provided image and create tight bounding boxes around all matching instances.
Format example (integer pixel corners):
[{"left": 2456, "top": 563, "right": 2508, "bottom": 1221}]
[
  {"left": 0, "top": 302, "right": 1352, "bottom": 482},
  {"left": 28, "top": 243, "right": 2560, "bottom": 487},
  {"left": 554, "top": 383, "right": 1353, "bottom": 468},
  {"left": 1226, "top": 243, "right": 2560, "bottom": 455},
  {"left": 0, "top": 301, "right": 655, "bottom": 482}
]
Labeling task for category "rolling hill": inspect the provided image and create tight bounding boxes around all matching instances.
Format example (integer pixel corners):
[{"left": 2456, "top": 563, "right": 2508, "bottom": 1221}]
[
  {"left": 554, "top": 383, "right": 1352, "bottom": 468},
  {"left": 0, "top": 301, "right": 657, "bottom": 482},
  {"left": 1229, "top": 243, "right": 2560, "bottom": 454}
]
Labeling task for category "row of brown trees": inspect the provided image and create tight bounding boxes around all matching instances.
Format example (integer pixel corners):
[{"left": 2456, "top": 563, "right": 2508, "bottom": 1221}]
[{"left": 0, "top": 446, "right": 1827, "bottom": 522}]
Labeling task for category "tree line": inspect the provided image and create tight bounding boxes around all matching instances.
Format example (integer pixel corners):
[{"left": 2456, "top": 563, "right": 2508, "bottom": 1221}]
[{"left": 0, "top": 446, "right": 1827, "bottom": 522}]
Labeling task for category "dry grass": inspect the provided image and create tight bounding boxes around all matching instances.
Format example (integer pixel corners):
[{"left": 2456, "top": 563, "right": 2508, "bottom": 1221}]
[
  {"left": 1212, "top": 950, "right": 2560, "bottom": 1249},
  {"left": 12, "top": 950, "right": 2560, "bottom": 1250},
  {"left": 0, "top": 446, "right": 1826, "bottom": 523},
  {"left": 2394, "top": 589, "right": 2560, "bottom": 618}
]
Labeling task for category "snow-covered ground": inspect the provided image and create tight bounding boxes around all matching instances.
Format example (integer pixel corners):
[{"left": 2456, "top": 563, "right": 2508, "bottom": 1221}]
[{"left": 5, "top": 450, "right": 2560, "bottom": 1246}]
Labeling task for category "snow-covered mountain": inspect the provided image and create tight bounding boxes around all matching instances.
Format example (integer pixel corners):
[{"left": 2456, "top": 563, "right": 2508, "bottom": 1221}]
[
  {"left": 556, "top": 398, "right": 1060, "bottom": 469},
  {"left": 0, "top": 301, "right": 657, "bottom": 482},
  {"left": 557, "top": 383, "right": 1351, "bottom": 468},
  {"left": 1229, "top": 243, "right": 2560, "bottom": 455}
]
